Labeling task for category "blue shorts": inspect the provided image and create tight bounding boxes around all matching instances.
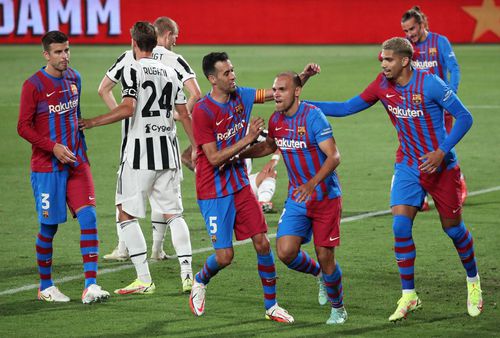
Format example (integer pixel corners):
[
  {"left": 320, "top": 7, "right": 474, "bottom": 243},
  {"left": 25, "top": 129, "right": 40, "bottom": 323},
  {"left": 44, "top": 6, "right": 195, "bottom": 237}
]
[
  {"left": 390, "top": 163, "right": 427, "bottom": 209},
  {"left": 197, "top": 185, "right": 267, "bottom": 249},
  {"left": 277, "top": 197, "right": 342, "bottom": 247},
  {"left": 31, "top": 170, "right": 69, "bottom": 224}
]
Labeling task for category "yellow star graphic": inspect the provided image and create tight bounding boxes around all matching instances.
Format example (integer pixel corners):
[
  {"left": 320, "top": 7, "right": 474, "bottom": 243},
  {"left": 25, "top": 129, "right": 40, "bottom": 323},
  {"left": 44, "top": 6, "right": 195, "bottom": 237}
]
[{"left": 462, "top": 0, "right": 500, "bottom": 41}]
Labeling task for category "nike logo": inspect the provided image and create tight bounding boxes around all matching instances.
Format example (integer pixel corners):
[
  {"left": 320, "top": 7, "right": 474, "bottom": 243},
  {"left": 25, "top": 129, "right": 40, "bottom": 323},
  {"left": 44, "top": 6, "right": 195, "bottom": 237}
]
[
  {"left": 275, "top": 127, "right": 283, "bottom": 131},
  {"left": 88, "top": 196, "right": 95, "bottom": 200},
  {"left": 46, "top": 91, "right": 56, "bottom": 97},
  {"left": 452, "top": 207, "right": 461, "bottom": 214},
  {"left": 89, "top": 254, "right": 98, "bottom": 258},
  {"left": 329, "top": 236, "right": 339, "bottom": 241},
  {"left": 386, "top": 94, "right": 395, "bottom": 98},
  {"left": 216, "top": 119, "right": 224, "bottom": 126}
]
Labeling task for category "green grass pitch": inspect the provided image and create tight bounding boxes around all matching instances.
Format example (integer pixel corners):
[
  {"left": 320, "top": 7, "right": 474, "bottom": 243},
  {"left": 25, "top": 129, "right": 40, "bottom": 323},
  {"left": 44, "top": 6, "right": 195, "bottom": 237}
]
[{"left": 0, "top": 44, "right": 499, "bottom": 337}]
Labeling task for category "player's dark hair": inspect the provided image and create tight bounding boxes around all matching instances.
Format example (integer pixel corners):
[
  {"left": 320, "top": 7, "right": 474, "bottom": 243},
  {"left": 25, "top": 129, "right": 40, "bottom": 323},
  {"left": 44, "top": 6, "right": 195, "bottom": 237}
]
[
  {"left": 382, "top": 37, "right": 414, "bottom": 59},
  {"left": 276, "top": 71, "right": 302, "bottom": 87},
  {"left": 154, "top": 16, "right": 178, "bottom": 37},
  {"left": 402, "top": 6, "right": 429, "bottom": 30},
  {"left": 202, "top": 52, "right": 229, "bottom": 78},
  {"left": 41, "top": 31, "right": 68, "bottom": 52},
  {"left": 130, "top": 21, "right": 157, "bottom": 52}
]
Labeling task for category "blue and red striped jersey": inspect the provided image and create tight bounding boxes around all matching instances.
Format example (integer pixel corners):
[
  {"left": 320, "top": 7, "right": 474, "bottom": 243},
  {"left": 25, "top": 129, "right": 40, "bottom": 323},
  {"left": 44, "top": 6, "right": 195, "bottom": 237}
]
[
  {"left": 192, "top": 87, "right": 257, "bottom": 200},
  {"left": 360, "top": 70, "right": 459, "bottom": 169},
  {"left": 18, "top": 67, "right": 88, "bottom": 172},
  {"left": 411, "top": 31, "right": 460, "bottom": 93},
  {"left": 268, "top": 102, "right": 341, "bottom": 202}
]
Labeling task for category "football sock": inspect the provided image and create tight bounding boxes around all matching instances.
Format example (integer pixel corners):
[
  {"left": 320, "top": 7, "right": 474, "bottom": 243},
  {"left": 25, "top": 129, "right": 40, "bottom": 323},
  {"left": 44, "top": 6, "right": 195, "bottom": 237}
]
[
  {"left": 151, "top": 210, "right": 167, "bottom": 254},
  {"left": 323, "top": 263, "right": 344, "bottom": 308},
  {"left": 257, "top": 251, "right": 277, "bottom": 310},
  {"left": 120, "top": 219, "right": 151, "bottom": 283},
  {"left": 77, "top": 206, "right": 99, "bottom": 288},
  {"left": 167, "top": 215, "right": 193, "bottom": 280},
  {"left": 393, "top": 215, "right": 416, "bottom": 290},
  {"left": 36, "top": 223, "right": 58, "bottom": 291},
  {"left": 258, "top": 177, "right": 276, "bottom": 203},
  {"left": 115, "top": 208, "right": 127, "bottom": 254},
  {"left": 444, "top": 221, "right": 478, "bottom": 278},
  {"left": 195, "top": 254, "right": 220, "bottom": 285},
  {"left": 287, "top": 250, "right": 321, "bottom": 276}
]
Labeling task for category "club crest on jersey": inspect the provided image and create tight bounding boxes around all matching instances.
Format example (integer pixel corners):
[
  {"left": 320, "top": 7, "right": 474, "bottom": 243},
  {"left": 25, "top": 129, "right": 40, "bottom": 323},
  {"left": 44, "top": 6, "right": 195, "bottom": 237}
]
[
  {"left": 429, "top": 47, "right": 437, "bottom": 56},
  {"left": 211, "top": 235, "right": 217, "bottom": 243},
  {"left": 70, "top": 84, "right": 78, "bottom": 95},
  {"left": 43, "top": 210, "right": 49, "bottom": 218},
  {"left": 412, "top": 94, "right": 422, "bottom": 105},
  {"left": 297, "top": 126, "right": 306, "bottom": 136},
  {"left": 233, "top": 104, "right": 244, "bottom": 115}
]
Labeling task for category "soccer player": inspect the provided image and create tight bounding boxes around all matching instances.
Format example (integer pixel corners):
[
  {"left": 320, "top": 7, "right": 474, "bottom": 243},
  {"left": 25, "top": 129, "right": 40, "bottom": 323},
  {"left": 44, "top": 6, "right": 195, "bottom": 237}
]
[
  {"left": 189, "top": 51, "right": 319, "bottom": 322},
  {"left": 97, "top": 17, "right": 197, "bottom": 292},
  {"left": 401, "top": 6, "right": 468, "bottom": 205},
  {"left": 308, "top": 37, "right": 482, "bottom": 321},
  {"left": 18, "top": 31, "right": 110, "bottom": 304},
  {"left": 79, "top": 21, "right": 194, "bottom": 295},
  {"left": 240, "top": 72, "right": 346, "bottom": 324}
]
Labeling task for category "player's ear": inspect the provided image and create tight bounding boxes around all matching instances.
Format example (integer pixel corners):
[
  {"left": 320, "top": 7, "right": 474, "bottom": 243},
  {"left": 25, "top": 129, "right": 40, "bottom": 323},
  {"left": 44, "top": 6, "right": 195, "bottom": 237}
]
[
  {"left": 295, "top": 85, "right": 302, "bottom": 97},
  {"left": 42, "top": 50, "right": 50, "bottom": 61},
  {"left": 208, "top": 74, "right": 217, "bottom": 85},
  {"left": 402, "top": 57, "right": 410, "bottom": 67}
]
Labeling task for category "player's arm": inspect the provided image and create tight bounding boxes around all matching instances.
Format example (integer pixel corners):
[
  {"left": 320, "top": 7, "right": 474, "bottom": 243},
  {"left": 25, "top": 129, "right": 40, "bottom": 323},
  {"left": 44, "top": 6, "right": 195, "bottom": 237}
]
[
  {"left": 440, "top": 36, "right": 460, "bottom": 93},
  {"left": 202, "top": 117, "right": 265, "bottom": 167},
  {"left": 239, "top": 136, "right": 277, "bottom": 159},
  {"left": 257, "top": 63, "right": 321, "bottom": 102},
  {"left": 418, "top": 79, "right": 473, "bottom": 173},
  {"left": 79, "top": 97, "right": 135, "bottom": 129},
  {"left": 293, "top": 137, "right": 340, "bottom": 203},
  {"left": 307, "top": 95, "right": 373, "bottom": 117},
  {"left": 183, "top": 78, "right": 202, "bottom": 113},
  {"left": 97, "top": 75, "right": 119, "bottom": 110}
]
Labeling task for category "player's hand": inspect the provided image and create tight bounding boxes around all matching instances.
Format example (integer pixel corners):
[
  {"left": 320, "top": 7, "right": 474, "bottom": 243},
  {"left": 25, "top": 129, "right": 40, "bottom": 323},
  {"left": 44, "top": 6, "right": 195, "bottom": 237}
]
[
  {"left": 247, "top": 117, "right": 265, "bottom": 141},
  {"left": 53, "top": 143, "right": 77, "bottom": 164},
  {"left": 301, "top": 63, "right": 321, "bottom": 78},
  {"left": 418, "top": 149, "right": 445, "bottom": 173},
  {"left": 78, "top": 118, "right": 95, "bottom": 130},
  {"left": 191, "top": 146, "right": 197, "bottom": 170},
  {"left": 293, "top": 181, "right": 316, "bottom": 203}
]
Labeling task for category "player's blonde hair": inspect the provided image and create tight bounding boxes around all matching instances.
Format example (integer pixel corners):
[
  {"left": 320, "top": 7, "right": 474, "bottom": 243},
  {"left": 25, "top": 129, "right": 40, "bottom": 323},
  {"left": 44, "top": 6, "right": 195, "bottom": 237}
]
[
  {"left": 382, "top": 37, "right": 414, "bottom": 59},
  {"left": 154, "top": 17, "right": 178, "bottom": 37}
]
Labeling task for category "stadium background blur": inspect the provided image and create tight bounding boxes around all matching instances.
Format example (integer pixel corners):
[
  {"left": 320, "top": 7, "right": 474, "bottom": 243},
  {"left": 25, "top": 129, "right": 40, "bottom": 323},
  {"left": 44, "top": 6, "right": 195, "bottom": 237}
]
[{"left": 1, "top": 0, "right": 499, "bottom": 336}]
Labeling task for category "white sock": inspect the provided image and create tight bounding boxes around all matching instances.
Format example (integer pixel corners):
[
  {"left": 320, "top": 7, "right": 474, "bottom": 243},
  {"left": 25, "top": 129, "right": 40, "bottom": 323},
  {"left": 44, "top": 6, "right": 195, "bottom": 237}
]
[
  {"left": 168, "top": 215, "right": 193, "bottom": 280},
  {"left": 119, "top": 219, "right": 151, "bottom": 283},
  {"left": 258, "top": 177, "right": 276, "bottom": 203},
  {"left": 151, "top": 210, "right": 167, "bottom": 254},
  {"left": 115, "top": 209, "right": 127, "bottom": 254},
  {"left": 402, "top": 289, "right": 415, "bottom": 295},
  {"left": 467, "top": 274, "right": 479, "bottom": 283}
]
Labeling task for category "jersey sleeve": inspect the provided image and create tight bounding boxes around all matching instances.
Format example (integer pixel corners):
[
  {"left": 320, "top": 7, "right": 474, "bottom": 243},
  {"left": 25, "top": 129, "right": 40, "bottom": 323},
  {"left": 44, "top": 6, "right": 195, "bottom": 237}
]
[
  {"left": 309, "top": 108, "right": 333, "bottom": 144},
  {"left": 106, "top": 51, "right": 131, "bottom": 83},
  {"left": 438, "top": 35, "right": 460, "bottom": 93},
  {"left": 427, "top": 75, "right": 472, "bottom": 153},
  {"left": 172, "top": 70, "right": 187, "bottom": 105},
  {"left": 192, "top": 104, "right": 215, "bottom": 146},
  {"left": 359, "top": 75, "right": 382, "bottom": 105},
  {"left": 120, "top": 63, "right": 139, "bottom": 100},
  {"left": 238, "top": 87, "right": 257, "bottom": 106},
  {"left": 175, "top": 55, "right": 196, "bottom": 84},
  {"left": 17, "top": 80, "right": 56, "bottom": 152},
  {"left": 306, "top": 96, "right": 372, "bottom": 117}
]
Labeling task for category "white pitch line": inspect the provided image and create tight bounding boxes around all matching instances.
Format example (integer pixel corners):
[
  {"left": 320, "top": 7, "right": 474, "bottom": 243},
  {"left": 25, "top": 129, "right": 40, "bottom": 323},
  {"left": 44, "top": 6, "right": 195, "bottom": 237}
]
[{"left": 1, "top": 185, "right": 499, "bottom": 297}]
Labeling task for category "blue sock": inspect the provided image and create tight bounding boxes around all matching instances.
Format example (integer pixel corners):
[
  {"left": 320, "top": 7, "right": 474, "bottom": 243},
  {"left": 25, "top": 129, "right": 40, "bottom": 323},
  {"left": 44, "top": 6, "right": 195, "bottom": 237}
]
[
  {"left": 393, "top": 215, "right": 416, "bottom": 290},
  {"left": 257, "top": 251, "right": 277, "bottom": 310},
  {"left": 195, "top": 254, "right": 221, "bottom": 285},
  {"left": 444, "top": 221, "right": 478, "bottom": 278},
  {"left": 36, "top": 223, "right": 58, "bottom": 291},
  {"left": 287, "top": 250, "right": 321, "bottom": 276},
  {"left": 323, "top": 263, "right": 344, "bottom": 308},
  {"left": 77, "top": 206, "right": 98, "bottom": 288}
]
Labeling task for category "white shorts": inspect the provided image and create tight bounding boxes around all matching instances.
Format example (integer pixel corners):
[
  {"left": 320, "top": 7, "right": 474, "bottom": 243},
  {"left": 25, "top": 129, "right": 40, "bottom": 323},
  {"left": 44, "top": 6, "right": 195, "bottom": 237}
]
[
  {"left": 249, "top": 173, "right": 258, "bottom": 197},
  {"left": 116, "top": 161, "right": 183, "bottom": 218}
]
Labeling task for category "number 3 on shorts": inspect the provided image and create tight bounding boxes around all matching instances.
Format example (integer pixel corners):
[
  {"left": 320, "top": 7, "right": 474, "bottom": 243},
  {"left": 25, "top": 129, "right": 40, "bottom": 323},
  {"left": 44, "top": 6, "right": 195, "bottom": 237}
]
[
  {"left": 41, "top": 193, "right": 50, "bottom": 210},
  {"left": 209, "top": 216, "right": 218, "bottom": 234}
]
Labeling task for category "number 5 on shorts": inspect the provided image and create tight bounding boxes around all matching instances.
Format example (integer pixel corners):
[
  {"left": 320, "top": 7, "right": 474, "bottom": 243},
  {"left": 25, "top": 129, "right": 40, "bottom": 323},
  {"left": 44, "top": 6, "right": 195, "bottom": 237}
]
[{"left": 209, "top": 216, "right": 218, "bottom": 234}]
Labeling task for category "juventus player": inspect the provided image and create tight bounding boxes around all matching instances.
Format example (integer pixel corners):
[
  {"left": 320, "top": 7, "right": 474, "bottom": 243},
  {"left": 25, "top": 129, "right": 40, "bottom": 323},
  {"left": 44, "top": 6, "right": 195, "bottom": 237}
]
[
  {"left": 97, "top": 17, "right": 198, "bottom": 293},
  {"left": 79, "top": 21, "right": 195, "bottom": 295}
]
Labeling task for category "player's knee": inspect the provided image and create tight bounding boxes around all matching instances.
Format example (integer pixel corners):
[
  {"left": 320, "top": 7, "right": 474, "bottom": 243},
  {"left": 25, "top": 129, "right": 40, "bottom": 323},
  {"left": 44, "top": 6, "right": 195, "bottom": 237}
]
[
  {"left": 392, "top": 214, "right": 413, "bottom": 238},
  {"left": 216, "top": 249, "right": 234, "bottom": 267},
  {"left": 277, "top": 245, "right": 299, "bottom": 265}
]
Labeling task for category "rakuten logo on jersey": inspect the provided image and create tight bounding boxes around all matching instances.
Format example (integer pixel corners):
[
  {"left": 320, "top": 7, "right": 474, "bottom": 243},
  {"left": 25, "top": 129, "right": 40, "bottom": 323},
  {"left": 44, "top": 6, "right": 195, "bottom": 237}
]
[
  {"left": 387, "top": 104, "right": 424, "bottom": 119},
  {"left": 217, "top": 121, "right": 245, "bottom": 141},
  {"left": 49, "top": 98, "right": 79, "bottom": 115},
  {"left": 411, "top": 60, "right": 438, "bottom": 69},
  {"left": 275, "top": 137, "right": 306, "bottom": 150}
]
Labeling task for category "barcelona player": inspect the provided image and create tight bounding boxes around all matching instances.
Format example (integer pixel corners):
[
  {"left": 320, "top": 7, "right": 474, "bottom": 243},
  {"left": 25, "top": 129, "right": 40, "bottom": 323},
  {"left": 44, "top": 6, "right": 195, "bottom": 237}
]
[
  {"left": 308, "top": 37, "right": 482, "bottom": 321},
  {"left": 189, "top": 51, "right": 319, "bottom": 322},
  {"left": 18, "top": 31, "right": 109, "bottom": 303},
  {"left": 401, "top": 6, "right": 467, "bottom": 205},
  {"left": 241, "top": 72, "right": 346, "bottom": 324}
]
